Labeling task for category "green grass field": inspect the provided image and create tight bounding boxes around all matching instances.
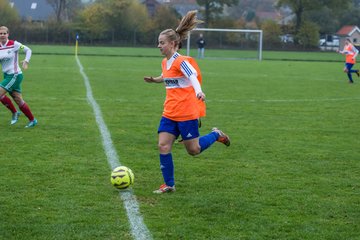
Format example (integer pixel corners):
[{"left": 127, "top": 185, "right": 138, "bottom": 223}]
[{"left": 1, "top": 46, "right": 359, "bottom": 239}]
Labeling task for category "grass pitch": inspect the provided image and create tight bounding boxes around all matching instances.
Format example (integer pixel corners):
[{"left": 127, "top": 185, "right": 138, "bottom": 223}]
[{"left": 0, "top": 46, "right": 359, "bottom": 239}]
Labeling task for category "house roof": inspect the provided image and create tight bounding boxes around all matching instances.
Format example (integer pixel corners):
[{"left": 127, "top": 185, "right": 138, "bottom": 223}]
[
  {"left": 336, "top": 25, "right": 360, "bottom": 36},
  {"left": 141, "top": 0, "right": 162, "bottom": 16},
  {"left": 9, "top": 0, "right": 53, "bottom": 21},
  {"left": 170, "top": 3, "right": 200, "bottom": 16},
  {"left": 142, "top": 0, "right": 200, "bottom": 17}
]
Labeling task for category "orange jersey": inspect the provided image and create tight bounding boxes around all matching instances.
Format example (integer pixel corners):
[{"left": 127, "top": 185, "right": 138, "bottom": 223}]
[
  {"left": 161, "top": 53, "right": 206, "bottom": 121},
  {"left": 344, "top": 44, "right": 357, "bottom": 64}
]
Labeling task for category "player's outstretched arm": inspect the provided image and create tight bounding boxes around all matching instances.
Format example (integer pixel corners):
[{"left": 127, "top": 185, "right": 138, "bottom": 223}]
[{"left": 144, "top": 76, "right": 163, "bottom": 83}]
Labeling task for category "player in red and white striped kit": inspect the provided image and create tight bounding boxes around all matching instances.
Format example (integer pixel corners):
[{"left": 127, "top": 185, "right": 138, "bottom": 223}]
[{"left": 0, "top": 26, "right": 37, "bottom": 128}]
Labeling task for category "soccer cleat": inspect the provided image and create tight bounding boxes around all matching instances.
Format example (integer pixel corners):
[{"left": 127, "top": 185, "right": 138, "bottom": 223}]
[
  {"left": 356, "top": 70, "right": 360, "bottom": 77},
  {"left": 25, "top": 118, "right": 38, "bottom": 128},
  {"left": 10, "top": 112, "right": 21, "bottom": 125},
  {"left": 212, "top": 127, "right": 231, "bottom": 146},
  {"left": 153, "top": 184, "right": 176, "bottom": 194}
]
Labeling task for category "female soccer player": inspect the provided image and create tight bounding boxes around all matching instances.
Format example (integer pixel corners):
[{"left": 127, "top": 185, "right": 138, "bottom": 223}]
[
  {"left": 0, "top": 26, "right": 37, "bottom": 127},
  {"left": 196, "top": 33, "right": 206, "bottom": 59},
  {"left": 337, "top": 38, "right": 359, "bottom": 84},
  {"left": 144, "top": 11, "right": 230, "bottom": 194}
]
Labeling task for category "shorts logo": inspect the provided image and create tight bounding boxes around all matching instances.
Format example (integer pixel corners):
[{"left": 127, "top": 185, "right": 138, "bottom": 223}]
[{"left": 186, "top": 133, "right": 192, "bottom": 138}]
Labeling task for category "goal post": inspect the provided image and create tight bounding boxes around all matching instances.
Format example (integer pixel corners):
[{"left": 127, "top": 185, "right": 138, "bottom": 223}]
[{"left": 186, "top": 28, "right": 263, "bottom": 60}]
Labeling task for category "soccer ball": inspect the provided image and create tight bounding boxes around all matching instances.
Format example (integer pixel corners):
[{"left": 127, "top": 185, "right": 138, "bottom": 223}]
[{"left": 110, "top": 166, "right": 134, "bottom": 190}]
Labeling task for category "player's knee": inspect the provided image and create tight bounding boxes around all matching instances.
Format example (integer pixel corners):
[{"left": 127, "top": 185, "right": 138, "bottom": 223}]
[
  {"left": 15, "top": 99, "right": 24, "bottom": 106},
  {"left": 10, "top": 93, "right": 22, "bottom": 105},
  {"left": 158, "top": 143, "right": 171, "bottom": 154},
  {"left": 186, "top": 146, "right": 201, "bottom": 156}
]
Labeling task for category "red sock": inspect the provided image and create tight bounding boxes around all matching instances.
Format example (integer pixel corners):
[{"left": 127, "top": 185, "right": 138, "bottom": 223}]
[
  {"left": 19, "top": 102, "right": 34, "bottom": 121},
  {"left": 0, "top": 95, "right": 17, "bottom": 113}
]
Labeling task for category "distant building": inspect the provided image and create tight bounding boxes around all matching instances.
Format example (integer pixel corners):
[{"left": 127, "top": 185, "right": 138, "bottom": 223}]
[
  {"left": 336, "top": 25, "right": 360, "bottom": 49},
  {"left": 277, "top": 6, "right": 294, "bottom": 26},
  {"left": 9, "top": 0, "right": 53, "bottom": 22},
  {"left": 164, "top": 0, "right": 200, "bottom": 16},
  {"left": 141, "top": 0, "right": 200, "bottom": 17},
  {"left": 141, "top": 0, "right": 162, "bottom": 16}
]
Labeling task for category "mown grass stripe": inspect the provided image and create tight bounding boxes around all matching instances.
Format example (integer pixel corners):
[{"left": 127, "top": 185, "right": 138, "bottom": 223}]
[{"left": 75, "top": 55, "right": 152, "bottom": 240}]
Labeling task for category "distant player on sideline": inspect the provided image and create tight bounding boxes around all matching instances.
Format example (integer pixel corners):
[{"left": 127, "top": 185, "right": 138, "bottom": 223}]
[
  {"left": 144, "top": 11, "right": 230, "bottom": 194},
  {"left": 196, "top": 33, "right": 206, "bottom": 59},
  {"left": 337, "top": 38, "right": 359, "bottom": 84},
  {"left": 0, "top": 26, "right": 37, "bottom": 127}
]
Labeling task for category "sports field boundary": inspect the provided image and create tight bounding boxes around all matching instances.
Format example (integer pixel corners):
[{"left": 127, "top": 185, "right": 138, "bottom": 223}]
[{"left": 75, "top": 55, "right": 152, "bottom": 240}]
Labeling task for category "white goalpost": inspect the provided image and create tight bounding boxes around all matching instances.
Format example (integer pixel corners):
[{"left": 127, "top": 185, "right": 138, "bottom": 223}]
[{"left": 186, "top": 28, "right": 263, "bottom": 60}]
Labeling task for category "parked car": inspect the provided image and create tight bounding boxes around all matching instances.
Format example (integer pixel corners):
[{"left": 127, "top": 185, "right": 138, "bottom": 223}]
[
  {"left": 280, "top": 34, "right": 294, "bottom": 43},
  {"left": 319, "top": 35, "right": 339, "bottom": 51}
]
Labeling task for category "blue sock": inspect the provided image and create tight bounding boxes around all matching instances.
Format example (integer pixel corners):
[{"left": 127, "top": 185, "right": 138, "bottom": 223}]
[
  {"left": 160, "top": 153, "right": 174, "bottom": 187},
  {"left": 348, "top": 72, "right": 353, "bottom": 82},
  {"left": 199, "top": 132, "right": 219, "bottom": 152}
]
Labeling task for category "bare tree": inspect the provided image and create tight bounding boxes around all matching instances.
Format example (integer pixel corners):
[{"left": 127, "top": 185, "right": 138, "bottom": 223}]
[
  {"left": 47, "top": 0, "right": 66, "bottom": 22},
  {"left": 196, "top": 0, "right": 239, "bottom": 27},
  {"left": 47, "top": 0, "right": 81, "bottom": 23}
]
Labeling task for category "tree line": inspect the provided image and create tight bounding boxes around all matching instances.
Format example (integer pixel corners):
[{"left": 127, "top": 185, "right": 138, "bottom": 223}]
[{"left": 0, "top": 0, "right": 359, "bottom": 49}]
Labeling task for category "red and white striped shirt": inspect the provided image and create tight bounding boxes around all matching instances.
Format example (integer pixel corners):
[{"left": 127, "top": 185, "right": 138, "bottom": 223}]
[{"left": 0, "top": 40, "right": 31, "bottom": 74}]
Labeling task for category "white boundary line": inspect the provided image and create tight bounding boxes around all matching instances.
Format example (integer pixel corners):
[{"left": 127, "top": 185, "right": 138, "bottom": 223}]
[{"left": 75, "top": 56, "right": 152, "bottom": 240}]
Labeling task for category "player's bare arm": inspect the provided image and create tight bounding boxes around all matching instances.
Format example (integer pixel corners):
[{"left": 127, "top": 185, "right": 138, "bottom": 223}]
[
  {"left": 21, "top": 60, "right": 29, "bottom": 70},
  {"left": 144, "top": 76, "right": 163, "bottom": 83}
]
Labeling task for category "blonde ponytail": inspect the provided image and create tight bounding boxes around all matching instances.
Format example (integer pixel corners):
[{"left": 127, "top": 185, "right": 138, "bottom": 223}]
[
  {"left": 175, "top": 10, "right": 203, "bottom": 42},
  {"left": 160, "top": 10, "right": 203, "bottom": 49}
]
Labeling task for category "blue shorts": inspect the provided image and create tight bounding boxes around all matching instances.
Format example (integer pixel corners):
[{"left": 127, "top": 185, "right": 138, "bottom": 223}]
[
  {"left": 345, "top": 63, "right": 354, "bottom": 70},
  {"left": 158, "top": 116, "right": 200, "bottom": 140}
]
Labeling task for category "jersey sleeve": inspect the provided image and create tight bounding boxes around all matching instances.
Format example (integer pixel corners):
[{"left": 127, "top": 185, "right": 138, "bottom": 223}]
[
  {"left": 180, "top": 60, "right": 198, "bottom": 78},
  {"left": 352, "top": 45, "right": 359, "bottom": 55},
  {"left": 180, "top": 60, "right": 202, "bottom": 95},
  {"left": 15, "top": 41, "right": 32, "bottom": 62}
]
